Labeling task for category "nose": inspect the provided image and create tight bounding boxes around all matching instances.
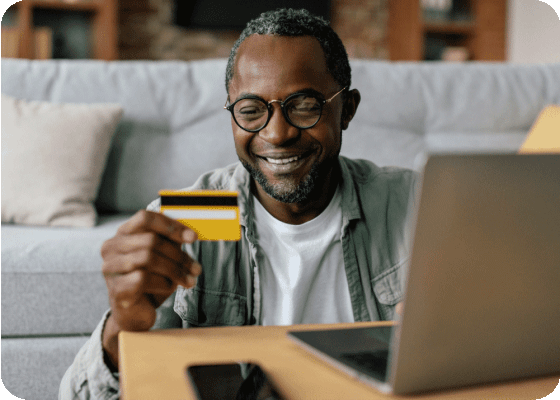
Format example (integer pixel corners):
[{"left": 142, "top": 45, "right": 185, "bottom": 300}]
[{"left": 258, "top": 103, "right": 300, "bottom": 146}]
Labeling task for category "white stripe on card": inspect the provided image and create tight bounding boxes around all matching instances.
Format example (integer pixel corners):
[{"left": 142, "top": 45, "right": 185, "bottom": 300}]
[{"left": 162, "top": 209, "right": 237, "bottom": 220}]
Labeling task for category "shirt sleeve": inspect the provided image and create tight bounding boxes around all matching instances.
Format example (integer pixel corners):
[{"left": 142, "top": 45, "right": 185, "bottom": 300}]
[{"left": 58, "top": 310, "right": 120, "bottom": 400}]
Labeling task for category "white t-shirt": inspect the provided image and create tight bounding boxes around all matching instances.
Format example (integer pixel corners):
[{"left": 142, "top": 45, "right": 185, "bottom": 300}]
[{"left": 253, "top": 187, "right": 354, "bottom": 326}]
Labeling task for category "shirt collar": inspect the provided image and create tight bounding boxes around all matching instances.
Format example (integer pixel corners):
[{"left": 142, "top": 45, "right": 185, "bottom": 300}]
[
  {"left": 338, "top": 156, "right": 363, "bottom": 222},
  {"left": 230, "top": 163, "right": 253, "bottom": 229}
]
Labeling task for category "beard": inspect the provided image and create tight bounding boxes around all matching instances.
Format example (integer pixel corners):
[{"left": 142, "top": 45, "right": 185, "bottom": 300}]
[{"left": 240, "top": 158, "right": 322, "bottom": 204}]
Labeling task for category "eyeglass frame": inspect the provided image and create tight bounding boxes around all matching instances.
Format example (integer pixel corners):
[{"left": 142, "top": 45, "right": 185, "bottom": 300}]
[{"left": 224, "top": 86, "right": 348, "bottom": 133}]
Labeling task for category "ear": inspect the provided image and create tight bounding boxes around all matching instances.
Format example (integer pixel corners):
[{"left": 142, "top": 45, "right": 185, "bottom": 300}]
[{"left": 341, "top": 89, "right": 361, "bottom": 131}]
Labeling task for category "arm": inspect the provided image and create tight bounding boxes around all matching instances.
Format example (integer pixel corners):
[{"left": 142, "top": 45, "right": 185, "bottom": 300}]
[
  {"left": 59, "top": 311, "right": 119, "bottom": 400},
  {"left": 59, "top": 297, "right": 183, "bottom": 400},
  {"left": 101, "top": 210, "right": 201, "bottom": 370},
  {"left": 59, "top": 210, "right": 200, "bottom": 398}
]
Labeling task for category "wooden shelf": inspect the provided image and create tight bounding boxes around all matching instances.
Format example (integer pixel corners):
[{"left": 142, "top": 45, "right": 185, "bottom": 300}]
[
  {"left": 422, "top": 19, "right": 476, "bottom": 34},
  {"left": 388, "top": 0, "right": 506, "bottom": 61},
  {"left": 2, "top": 0, "right": 117, "bottom": 60}
]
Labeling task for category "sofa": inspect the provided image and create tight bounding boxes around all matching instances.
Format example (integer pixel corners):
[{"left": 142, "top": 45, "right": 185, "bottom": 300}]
[{"left": 2, "top": 57, "right": 559, "bottom": 400}]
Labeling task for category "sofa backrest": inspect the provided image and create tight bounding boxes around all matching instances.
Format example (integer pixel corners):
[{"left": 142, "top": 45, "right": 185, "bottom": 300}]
[{"left": 2, "top": 58, "right": 559, "bottom": 213}]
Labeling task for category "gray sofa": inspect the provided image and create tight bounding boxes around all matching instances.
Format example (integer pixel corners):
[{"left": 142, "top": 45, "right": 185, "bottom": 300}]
[{"left": 2, "top": 58, "right": 559, "bottom": 400}]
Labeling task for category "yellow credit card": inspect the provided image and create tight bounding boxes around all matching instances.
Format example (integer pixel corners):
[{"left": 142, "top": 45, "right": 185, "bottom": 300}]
[{"left": 159, "top": 190, "right": 241, "bottom": 241}]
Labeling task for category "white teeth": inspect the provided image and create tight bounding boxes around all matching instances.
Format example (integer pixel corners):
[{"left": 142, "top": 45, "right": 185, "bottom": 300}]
[{"left": 265, "top": 155, "right": 301, "bottom": 164}]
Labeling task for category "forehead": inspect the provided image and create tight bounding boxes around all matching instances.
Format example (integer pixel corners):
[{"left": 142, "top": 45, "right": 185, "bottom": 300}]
[{"left": 230, "top": 34, "right": 337, "bottom": 98}]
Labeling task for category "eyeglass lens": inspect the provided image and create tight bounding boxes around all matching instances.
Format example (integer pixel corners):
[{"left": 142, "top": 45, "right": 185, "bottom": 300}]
[{"left": 233, "top": 94, "right": 322, "bottom": 131}]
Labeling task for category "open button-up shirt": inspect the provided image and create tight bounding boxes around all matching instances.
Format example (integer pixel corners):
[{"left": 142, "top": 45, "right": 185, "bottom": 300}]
[{"left": 59, "top": 156, "right": 417, "bottom": 399}]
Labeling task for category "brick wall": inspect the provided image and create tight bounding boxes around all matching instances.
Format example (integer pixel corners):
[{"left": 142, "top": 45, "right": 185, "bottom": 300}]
[{"left": 119, "top": 0, "right": 389, "bottom": 60}]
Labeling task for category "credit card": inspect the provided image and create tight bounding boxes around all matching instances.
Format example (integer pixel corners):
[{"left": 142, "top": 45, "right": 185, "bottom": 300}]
[{"left": 159, "top": 190, "right": 241, "bottom": 241}]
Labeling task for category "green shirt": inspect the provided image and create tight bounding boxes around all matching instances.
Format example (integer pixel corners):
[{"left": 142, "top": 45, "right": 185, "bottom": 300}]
[{"left": 59, "top": 156, "right": 417, "bottom": 399}]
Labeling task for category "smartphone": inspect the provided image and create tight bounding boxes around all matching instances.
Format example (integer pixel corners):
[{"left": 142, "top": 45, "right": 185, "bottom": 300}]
[{"left": 186, "top": 362, "right": 286, "bottom": 400}]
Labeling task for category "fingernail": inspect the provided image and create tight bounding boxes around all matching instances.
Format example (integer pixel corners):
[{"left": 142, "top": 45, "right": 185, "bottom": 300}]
[{"left": 182, "top": 230, "right": 197, "bottom": 242}]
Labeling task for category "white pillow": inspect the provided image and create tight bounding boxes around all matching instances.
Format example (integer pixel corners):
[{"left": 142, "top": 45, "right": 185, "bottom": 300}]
[{"left": 1, "top": 94, "right": 123, "bottom": 227}]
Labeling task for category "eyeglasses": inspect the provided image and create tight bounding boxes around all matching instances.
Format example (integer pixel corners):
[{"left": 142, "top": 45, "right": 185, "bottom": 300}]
[{"left": 224, "top": 87, "right": 348, "bottom": 132}]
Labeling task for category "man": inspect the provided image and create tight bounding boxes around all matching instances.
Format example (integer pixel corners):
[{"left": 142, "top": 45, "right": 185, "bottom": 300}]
[{"left": 60, "top": 8, "right": 415, "bottom": 399}]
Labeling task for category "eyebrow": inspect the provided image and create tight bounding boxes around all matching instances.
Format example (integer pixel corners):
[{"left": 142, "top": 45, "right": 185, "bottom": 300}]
[{"left": 233, "top": 88, "right": 325, "bottom": 103}]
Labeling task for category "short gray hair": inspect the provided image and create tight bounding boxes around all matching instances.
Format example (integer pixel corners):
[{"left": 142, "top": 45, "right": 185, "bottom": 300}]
[{"left": 225, "top": 8, "right": 351, "bottom": 95}]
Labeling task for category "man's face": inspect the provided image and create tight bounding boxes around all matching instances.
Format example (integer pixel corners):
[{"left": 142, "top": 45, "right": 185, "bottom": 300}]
[{"left": 228, "top": 34, "right": 346, "bottom": 204}]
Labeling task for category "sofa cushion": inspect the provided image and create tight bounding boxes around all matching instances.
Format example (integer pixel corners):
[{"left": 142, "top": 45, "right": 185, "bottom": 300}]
[
  {"left": 3, "top": 59, "right": 559, "bottom": 213},
  {"left": 1, "top": 336, "right": 90, "bottom": 400},
  {"left": 1, "top": 214, "right": 131, "bottom": 336},
  {"left": 425, "top": 131, "right": 528, "bottom": 153},
  {"left": 1, "top": 94, "right": 123, "bottom": 227},
  {"left": 0, "top": 58, "right": 239, "bottom": 213},
  {"left": 340, "top": 126, "right": 426, "bottom": 170},
  {"left": 419, "top": 63, "right": 560, "bottom": 133}
]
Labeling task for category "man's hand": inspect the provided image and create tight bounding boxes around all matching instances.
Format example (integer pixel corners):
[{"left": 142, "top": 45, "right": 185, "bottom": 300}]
[{"left": 100, "top": 210, "right": 201, "bottom": 370}]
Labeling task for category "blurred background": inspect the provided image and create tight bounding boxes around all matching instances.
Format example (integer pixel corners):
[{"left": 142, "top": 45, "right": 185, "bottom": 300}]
[{"left": 1, "top": 0, "right": 559, "bottom": 63}]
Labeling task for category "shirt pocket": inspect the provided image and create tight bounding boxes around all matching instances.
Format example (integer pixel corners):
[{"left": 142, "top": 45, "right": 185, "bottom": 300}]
[
  {"left": 371, "top": 262, "right": 406, "bottom": 320},
  {"left": 174, "top": 286, "right": 247, "bottom": 327}
]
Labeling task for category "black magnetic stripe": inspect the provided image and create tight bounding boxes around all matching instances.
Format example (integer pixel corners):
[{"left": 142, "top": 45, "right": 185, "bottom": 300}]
[{"left": 160, "top": 196, "right": 238, "bottom": 207}]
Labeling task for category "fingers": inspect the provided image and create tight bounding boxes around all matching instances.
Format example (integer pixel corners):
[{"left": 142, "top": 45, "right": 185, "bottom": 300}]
[
  {"left": 102, "top": 233, "right": 201, "bottom": 281},
  {"left": 105, "top": 271, "right": 158, "bottom": 331},
  {"left": 117, "top": 209, "right": 197, "bottom": 244},
  {"left": 105, "top": 266, "right": 195, "bottom": 331},
  {"left": 103, "top": 249, "right": 199, "bottom": 288},
  {"left": 108, "top": 270, "right": 176, "bottom": 302},
  {"left": 101, "top": 210, "right": 202, "bottom": 332}
]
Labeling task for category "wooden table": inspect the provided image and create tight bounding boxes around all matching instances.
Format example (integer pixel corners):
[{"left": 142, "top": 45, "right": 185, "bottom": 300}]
[{"left": 119, "top": 321, "right": 559, "bottom": 400}]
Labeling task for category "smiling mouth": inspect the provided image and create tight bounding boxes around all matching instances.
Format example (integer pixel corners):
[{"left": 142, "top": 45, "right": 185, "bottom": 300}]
[
  {"left": 258, "top": 150, "right": 314, "bottom": 165},
  {"left": 263, "top": 155, "right": 303, "bottom": 165}
]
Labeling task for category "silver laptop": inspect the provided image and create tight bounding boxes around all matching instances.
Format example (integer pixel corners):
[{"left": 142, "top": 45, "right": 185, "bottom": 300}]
[{"left": 288, "top": 154, "right": 560, "bottom": 394}]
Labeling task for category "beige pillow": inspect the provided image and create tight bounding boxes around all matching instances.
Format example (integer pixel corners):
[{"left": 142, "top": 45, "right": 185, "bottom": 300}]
[{"left": 1, "top": 94, "right": 123, "bottom": 227}]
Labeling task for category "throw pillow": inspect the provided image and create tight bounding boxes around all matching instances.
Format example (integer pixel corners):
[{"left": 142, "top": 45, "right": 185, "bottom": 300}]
[{"left": 1, "top": 94, "right": 123, "bottom": 227}]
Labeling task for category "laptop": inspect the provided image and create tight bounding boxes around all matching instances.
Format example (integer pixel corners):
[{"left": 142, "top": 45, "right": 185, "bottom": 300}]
[{"left": 288, "top": 153, "right": 560, "bottom": 394}]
